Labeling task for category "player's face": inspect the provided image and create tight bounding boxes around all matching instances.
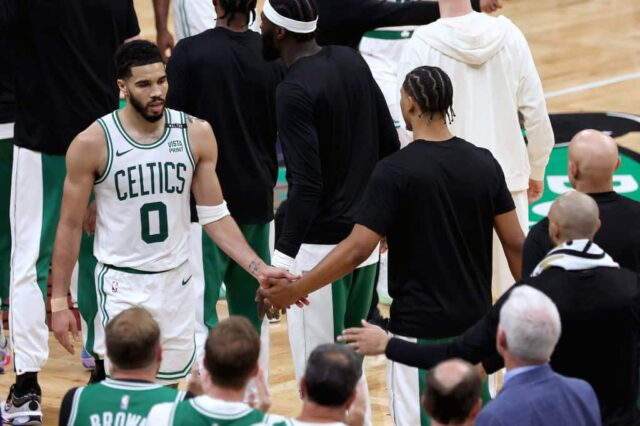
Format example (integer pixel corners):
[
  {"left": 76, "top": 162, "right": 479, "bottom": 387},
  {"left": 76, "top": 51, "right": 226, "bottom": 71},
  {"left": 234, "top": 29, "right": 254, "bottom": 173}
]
[
  {"left": 123, "top": 63, "right": 168, "bottom": 123},
  {"left": 260, "top": 16, "right": 281, "bottom": 61}
]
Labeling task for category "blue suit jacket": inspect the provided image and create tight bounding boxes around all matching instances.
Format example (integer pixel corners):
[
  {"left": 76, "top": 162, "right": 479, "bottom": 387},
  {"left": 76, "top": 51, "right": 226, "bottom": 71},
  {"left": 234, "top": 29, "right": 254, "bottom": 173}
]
[{"left": 476, "top": 364, "right": 601, "bottom": 426}]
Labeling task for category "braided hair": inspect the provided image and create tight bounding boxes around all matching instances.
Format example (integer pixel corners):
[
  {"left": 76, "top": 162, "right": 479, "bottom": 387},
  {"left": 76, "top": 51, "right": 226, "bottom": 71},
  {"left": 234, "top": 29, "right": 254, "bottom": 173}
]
[
  {"left": 218, "top": 0, "right": 257, "bottom": 26},
  {"left": 402, "top": 66, "right": 456, "bottom": 124},
  {"left": 269, "top": 0, "right": 318, "bottom": 41}
]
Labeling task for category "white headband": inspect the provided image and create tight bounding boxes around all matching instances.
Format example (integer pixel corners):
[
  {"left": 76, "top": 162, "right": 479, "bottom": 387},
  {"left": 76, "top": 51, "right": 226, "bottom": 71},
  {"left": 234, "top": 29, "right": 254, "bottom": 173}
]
[{"left": 262, "top": 0, "right": 318, "bottom": 34}]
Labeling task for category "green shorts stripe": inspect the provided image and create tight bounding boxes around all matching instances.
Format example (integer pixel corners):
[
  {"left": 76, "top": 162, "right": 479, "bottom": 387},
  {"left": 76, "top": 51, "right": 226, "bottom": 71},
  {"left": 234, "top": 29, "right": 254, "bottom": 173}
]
[{"left": 0, "top": 138, "right": 12, "bottom": 303}]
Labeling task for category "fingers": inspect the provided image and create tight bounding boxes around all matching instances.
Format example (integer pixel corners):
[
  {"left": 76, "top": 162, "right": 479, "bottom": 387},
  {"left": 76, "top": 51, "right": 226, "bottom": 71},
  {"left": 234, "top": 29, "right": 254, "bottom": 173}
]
[{"left": 70, "top": 317, "right": 81, "bottom": 342}]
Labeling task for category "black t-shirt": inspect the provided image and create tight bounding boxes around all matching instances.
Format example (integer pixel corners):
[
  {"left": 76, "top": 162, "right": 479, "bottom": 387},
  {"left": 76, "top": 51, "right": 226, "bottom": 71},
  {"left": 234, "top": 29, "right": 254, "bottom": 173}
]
[
  {"left": 275, "top": 45, "right": 399, "bottom": 257},
  {"left": 166, "top": 28, "right": 284, "bottom": 224},
  {"left": 356, "top": 138, "right": 515, "bottom": 339},
  {"left": 523, "top": 192, "right": 640, "bottom": 276},
  {"left": 0, "top": 33, "right": 14, "bottom": 124},
  {"left": 316, "top": 0, "right": 480, "bottom": 48},
  {"left": 1, "top": 0, "right": 139, "bottom": 155}
]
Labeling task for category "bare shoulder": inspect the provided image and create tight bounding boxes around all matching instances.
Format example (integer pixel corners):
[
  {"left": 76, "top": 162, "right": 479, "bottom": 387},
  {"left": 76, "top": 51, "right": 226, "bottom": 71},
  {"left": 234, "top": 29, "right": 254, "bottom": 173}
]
[
  {"left": 184, "top": 113, "right": 216, "bottom": 162},
  {"left": 66, "top": 121, "right": 107, "bottom": 173}
]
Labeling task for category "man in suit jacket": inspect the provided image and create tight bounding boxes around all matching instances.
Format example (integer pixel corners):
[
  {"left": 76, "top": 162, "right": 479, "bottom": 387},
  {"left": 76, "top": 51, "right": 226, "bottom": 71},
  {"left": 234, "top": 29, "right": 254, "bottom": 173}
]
[
  {"left": 340, "top": 191, "right": 640, "bottom": 426},
  {"left": 475, "top": 285, "right": 601, "bottom": 426}
]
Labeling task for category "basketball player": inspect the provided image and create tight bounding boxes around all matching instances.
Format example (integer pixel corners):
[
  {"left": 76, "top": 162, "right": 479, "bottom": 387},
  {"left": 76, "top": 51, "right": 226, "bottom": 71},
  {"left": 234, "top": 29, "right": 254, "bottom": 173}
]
[
  {"left": 397, "top": 0, "right": 555, "bottom": 298},
  {"left": 260, "top": 66, "right": 524, "bottom": 426},
  {"left": 0, "top": 30, "right": 14, "bottom": 375},
  {"left": 261, "top": 0, "right": 399, "bottom": 421},
  {"left": 1, "top": 2, "right": 139, "bottom": 424},
  {"left": 152, "top": 0, "right": 260, "bottom": 62},
  {"left": 58, "top": 307, "right": 187, "bottom": 425},
  {"left": 165, "top": 0, "right": 284, "bottom": 369},
  {"left": 146, "top": 317, "right": 280, "bottom": 425},
  {"left": 50, "top": 41, "right": 294, "bottom": 387}
]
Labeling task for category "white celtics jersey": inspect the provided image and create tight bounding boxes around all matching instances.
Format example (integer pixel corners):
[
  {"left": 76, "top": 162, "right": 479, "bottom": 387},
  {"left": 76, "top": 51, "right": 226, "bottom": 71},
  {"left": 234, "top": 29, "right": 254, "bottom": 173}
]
[{"left": 93, "top": 108, "right": 194, "bottom": 272}]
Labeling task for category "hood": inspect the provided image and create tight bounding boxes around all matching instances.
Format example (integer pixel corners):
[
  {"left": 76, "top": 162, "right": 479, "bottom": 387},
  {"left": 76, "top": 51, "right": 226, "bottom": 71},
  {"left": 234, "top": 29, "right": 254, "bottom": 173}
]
[{"left": 415, "top": 12, "right": 512, "bottom": 66}]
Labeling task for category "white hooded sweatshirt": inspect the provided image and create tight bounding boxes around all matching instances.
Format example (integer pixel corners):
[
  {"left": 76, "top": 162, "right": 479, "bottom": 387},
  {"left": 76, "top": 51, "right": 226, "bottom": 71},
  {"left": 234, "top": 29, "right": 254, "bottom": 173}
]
[{"left": 398, "top": 12, "right": 554, "bottom": 192}]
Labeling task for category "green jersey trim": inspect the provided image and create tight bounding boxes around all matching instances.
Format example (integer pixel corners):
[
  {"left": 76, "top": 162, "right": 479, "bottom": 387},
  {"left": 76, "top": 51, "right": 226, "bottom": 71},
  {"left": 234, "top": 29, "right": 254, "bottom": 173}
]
[
  {"left": 95, "top": 118, "right": 114, "bottom": 184},
  {"left": 363, "top": 29, "right": 414, "bottom": 40},
  {"left": 66, "top": 387, "right": 84, "bottom": 426},
  {"left": 156, "top": 337, "right": 196, "bottom": 379},
  {"left": 103, "top": 263, "right": 172, "bottom": 275},
  {"left": 180, "top": 112, "right": 196, "bottom": 170},
  {"left": 189, "top": 399, "right": 254, "bottom": 420},
  {"left": 97, "top": 265, "right": 110, "bottom": 328},
  {"left": 101, "top": 379, "right": 163, "bottom": 391},
  {"left": 112, "top": 109, "right": 171, "bottom": 149}
]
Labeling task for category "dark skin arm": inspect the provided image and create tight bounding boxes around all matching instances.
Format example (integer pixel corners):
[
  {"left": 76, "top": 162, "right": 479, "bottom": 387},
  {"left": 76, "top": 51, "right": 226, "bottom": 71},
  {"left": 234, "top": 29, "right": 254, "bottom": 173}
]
[{"left": 494, "top": 210, "right": 524, "bottom": 281}]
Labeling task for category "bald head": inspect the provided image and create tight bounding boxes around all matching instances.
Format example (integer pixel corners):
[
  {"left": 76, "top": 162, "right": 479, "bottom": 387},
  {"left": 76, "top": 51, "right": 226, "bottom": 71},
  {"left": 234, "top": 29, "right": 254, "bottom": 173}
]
[
  {"left": 423, "top": 359, "right": 482, "bottom": 425},
  {"left": 548, "top": 191, "right": 600, "bottom": 243},
  {"left": 568, "top": 129, "right": 620, "bottom": 192}
]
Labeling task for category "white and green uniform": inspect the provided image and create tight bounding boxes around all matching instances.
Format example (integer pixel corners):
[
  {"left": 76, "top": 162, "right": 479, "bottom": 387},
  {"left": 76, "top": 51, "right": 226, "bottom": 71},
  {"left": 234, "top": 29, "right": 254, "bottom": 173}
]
[
  {"left": 147, "top": 396, "right": 283, "bottom": 425},
  {"left": 61, "top": 378, "right": 186, "bottom": 426},
  {"left": 92, "top": 108, "right": 196, "bottom": 382},
  {"left": 272, "top": 421, "right": 347, "bottom": 426}
]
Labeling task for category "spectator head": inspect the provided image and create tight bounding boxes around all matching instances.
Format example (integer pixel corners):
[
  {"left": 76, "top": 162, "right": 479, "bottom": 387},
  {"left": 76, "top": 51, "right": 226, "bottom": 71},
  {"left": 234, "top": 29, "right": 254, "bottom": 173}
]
[
  {"left": 497, "top": 286, "right": 562, "bottom": 365},
  {"left": 400, "top": 66, "right": 455, "bottom": 132},
  {"left": 203, "top": 316, "right": 261, "bottom": 390},
  {"left": 260, "top": 0, "right": 318, "bottom": 60},
  {"left": 568, "top": 129, "right": 620, "bottom": 192},
  {"left": 114, "top": 40, "right": 166, "bottom": 123},
  {"left": 106, "top": 307, "right": 162, "bottom": 374},
  {"left": 301, "top": 344, "right": 362, "bottom": 409},
  {"left": 548, "top": 191, "right": 600, "bottom": 244},
  {"left": 422, "top": 359, "right": 483, "bottom": 426}
]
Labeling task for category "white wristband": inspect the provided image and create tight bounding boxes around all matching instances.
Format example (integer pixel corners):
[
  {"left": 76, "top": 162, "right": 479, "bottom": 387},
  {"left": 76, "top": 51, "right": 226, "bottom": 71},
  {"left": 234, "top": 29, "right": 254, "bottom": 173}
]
[
  {"left": 196, "top": 202, "right": 230, "bottom": 226},
  {"left": 271, "top": 250, "right": 295, "bottom": 271},
  {"left": 51, "top": 297, "right": 69, "bottom": 313}
]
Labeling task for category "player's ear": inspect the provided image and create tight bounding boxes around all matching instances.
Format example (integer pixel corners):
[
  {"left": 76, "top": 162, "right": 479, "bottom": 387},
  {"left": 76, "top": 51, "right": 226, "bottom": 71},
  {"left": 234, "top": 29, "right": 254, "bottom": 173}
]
[
  {"left": 117, "top": 79, "right": 128, "bottom": 98},
  {"left": 275, "top": 26, "right": 286, "bottom": 41}
]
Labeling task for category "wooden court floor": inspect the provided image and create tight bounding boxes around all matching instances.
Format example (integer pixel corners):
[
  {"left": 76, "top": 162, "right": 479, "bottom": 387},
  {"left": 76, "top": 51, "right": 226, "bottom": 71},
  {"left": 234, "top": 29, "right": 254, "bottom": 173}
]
[{"left": 1, "top": 0, "right": 640, "bottom": 424}]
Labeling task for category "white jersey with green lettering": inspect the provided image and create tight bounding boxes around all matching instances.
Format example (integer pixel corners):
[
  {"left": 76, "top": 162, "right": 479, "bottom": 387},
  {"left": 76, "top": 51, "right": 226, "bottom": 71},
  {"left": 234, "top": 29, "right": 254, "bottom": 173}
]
[
  {"left": 146, "top": 396, "right": 285, "bottom": 426},
  {"left": 62, "top": 378, "right": 186, "bottom": 426},
  {"left": 93, "top": 108, "right": 195, "bottom": 272}
]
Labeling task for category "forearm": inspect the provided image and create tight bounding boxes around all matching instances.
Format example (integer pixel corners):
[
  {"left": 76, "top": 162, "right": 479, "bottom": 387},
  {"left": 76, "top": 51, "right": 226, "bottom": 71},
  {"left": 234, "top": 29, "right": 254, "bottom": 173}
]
[
  {"left": 51, "top": 222, "right": 83, "bottom": 300},
  {"left": 295, "top": 233, "right": 377, "bottom": 296},
  {"left": 152, "top": 0, "right": 171, "bottom": 32},
  {"left": 203, "top": 216, "right": 266, "bottom": 279},
  {"left": 275, "top": 184, "right": 322, "bottom": 258},
  {"left": 504, "top": 240, "right": 523, "bottom": 281}
]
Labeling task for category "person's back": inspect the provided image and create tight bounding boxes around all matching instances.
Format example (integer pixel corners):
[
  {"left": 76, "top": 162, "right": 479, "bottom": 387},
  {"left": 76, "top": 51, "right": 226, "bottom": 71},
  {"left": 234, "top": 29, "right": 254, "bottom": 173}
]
[
  {"left": 167, "top": 28, "right": 283, "bottom": 224},
  {"left": 278, "top": 45, "right": 396, "bottom": 241},
  {"left": 375, "top": 137, "right": 514, "bottom": 338},
  {"left": 402, "top": 11, "right": 550, "bottom": 192},
  {"left": 529, "top": 266, "right": 640, "bottom": 425},
  {"left": 478, "top": 362, "right": 600, "bottom": 426},
  {"left": 62, "top": 379, "right": 184, "bottom": 426},
  {"left": 10, "top": 0, "right": 139, "bottom": 156}
]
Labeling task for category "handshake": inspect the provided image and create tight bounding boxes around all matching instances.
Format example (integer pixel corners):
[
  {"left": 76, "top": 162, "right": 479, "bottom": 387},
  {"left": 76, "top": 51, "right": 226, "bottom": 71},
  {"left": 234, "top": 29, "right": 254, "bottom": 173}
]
[{"left": 254, "top": 259, "right": 310, "bottom": 321}]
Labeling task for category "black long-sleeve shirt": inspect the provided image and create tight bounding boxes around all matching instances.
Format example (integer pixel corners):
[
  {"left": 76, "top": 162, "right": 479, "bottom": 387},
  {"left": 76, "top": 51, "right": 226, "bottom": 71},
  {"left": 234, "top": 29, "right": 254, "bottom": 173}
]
[
  {"left": 315, "top": 0, "right": 480, "bottom": 48},
  {"left": 167, "top": 28, "right": 285, "bottom": 224},
  {"left": 385, "top": 266, "right": 640, "bottom": 426},
  {"left": 0, "top": 33, "right": 14, "bottom": 124},
  {"left": 523, "top": 192, "right": 640, "bottom": 276},
  {"left": 275, "top": 45, "right": 399, "bottom": 258}
]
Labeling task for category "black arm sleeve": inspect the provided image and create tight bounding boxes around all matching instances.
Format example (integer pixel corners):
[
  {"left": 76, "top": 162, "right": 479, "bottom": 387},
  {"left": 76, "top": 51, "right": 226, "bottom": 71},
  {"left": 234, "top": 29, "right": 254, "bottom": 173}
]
[
  {"left": 124, "top": 0, "right": 140, "bottom": 40},
  {"left": 166, "top": 42, "right": 190, "bottom": 112},
  {"left": 353, "top": 0, "right": 481, "bottom": 32},
  {"left": 0, "top": 0, "right": 18, "bottom": 34},
  {"left": 385, "top": 288, "right": 513, "bottom": 371},
  {"left": 59, "top": 388, "right": 79, "bottom": 426},
  {"left": 522, "top": 219, "right": 552, "bottom": 277},
  {"left": 373, "top": 81, "right": 400, "bottom": 159},
  {"left": 274, "top": 83, "right": 323, "bottom": 258},
  {"left": 356, "top": 162, "right": 401, "bottom": 237}
]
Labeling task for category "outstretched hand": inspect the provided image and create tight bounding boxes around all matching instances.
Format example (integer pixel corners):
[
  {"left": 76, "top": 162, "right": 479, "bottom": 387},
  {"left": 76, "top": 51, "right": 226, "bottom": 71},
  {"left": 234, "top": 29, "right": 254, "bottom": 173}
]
[
  {"left": 337, "top": 320, "right": 390, "bottom": 356},
  {"left": 257, "top": 274, "right": 309, "bottom": 312},
  {"left": 52, "top": 309, "right": 81, "bottom": 355}
]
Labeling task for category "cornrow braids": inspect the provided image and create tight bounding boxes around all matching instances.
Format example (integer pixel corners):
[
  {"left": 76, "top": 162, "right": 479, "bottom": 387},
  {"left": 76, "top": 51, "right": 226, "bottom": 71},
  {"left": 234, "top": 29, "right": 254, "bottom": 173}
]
[
  {"left": 219, "top": 0, "right": 257, "bottom": 26},
  {"left": 269, "top": 0, "right": 318, "bottom": 41},
  {"left": 402, "top": 66, "right": 456, "bottom": 124}
]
